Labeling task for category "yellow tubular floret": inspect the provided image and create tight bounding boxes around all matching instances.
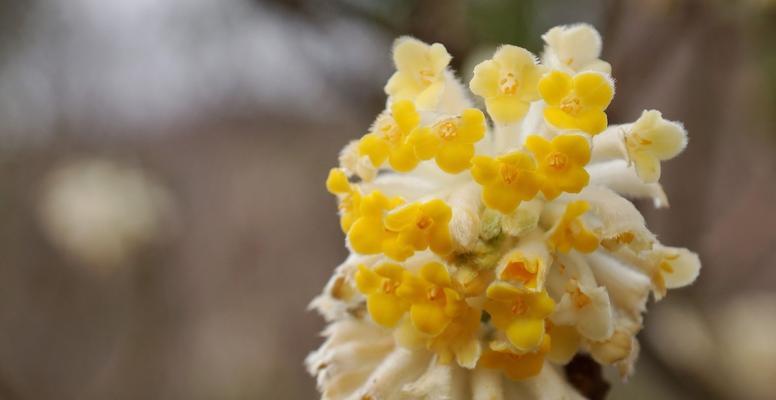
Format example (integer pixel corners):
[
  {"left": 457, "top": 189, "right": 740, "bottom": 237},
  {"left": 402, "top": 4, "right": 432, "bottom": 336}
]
[
  {"left": 625, "top": 110, "right": 688, "bottom": 183},
  {"left": 469, "top": 45, "right": 545, "bottom": 124},
  {"left": 478, "top": 334, "right": 551, "bottom": 380},
  {"left": 355, "top": 263, "right": 410, "bottom": 327},
  {"left": 409, "top": 108, "right": 486, "bottom": 173},
  {"left": 525, "top": 134, "right": 591, "bottom": 200},
  {"left": 358, "top": 100, "right": 422, "bottom": 172},
  {"left": 539, "top": 70, "right": 613, "bottom": 135},
  {"left": 385, "top": 37, "right": 451, "bottom": 109},
  {"left": 471, "top": 151, "right": 541, "bottom": 214},
  {"left": 484, "top": 282, "right": 555, "bottom": 352},
  {"left": 547, "top": 200, "right": 599, "bottom": 253}
]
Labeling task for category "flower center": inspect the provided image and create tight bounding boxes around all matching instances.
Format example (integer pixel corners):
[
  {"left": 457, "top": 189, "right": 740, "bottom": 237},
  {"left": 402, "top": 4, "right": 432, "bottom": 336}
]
[
  {"left": 510, "top": 298, "right": 527, "bottom": 315},
  {"left": 436, "top": 120, "right": 458, "bottom": 140},
  {"left": 546, "top": 152, "right": 569, "bottom": 171},
  {"left": 382, "top": 279, "right": 400, "bottom": 294},
  {"left": 499, "top": 72, "right": 519, "bottom": 95},
  {"left": 378, "top": 117, "right": 402, "bottom": 144},
  {"left": 501, "top": 259, "right": 538, "bottom": 287},
  {"left": 559, "top": 96, "right": 582, "bottom": 116},
  {"left": 416, "top": 215, "right": 433, "bottom": 230},
  {"left": 499, "top": 163, "right": 520, "bottom": 184},
  {"left": 419, "top": 68, "right": 435, "bottom": 85},
  {"left": 659, "top": 260, "right": 675, "bottom": 273},
  {"left": 426, "top": 286, "right": 444, "bottom": 301},
  {"left": 566, "top": 280, "right": 591, "bottom": 308}
]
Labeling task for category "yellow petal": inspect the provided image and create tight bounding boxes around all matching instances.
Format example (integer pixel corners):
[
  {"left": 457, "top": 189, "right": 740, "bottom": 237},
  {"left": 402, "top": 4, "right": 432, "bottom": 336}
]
[
  {"left": 547, "top": 325, "right": 581, "bottom": 365},
  {"left": 483, "top": 183, "right": 522, "bottom": 214},
  {"left": 470, "top": 156, "right": 499, "bottom": 185},
  {"left": 358, "top": 133, "right": 389, "bottom": 166},
  {"left": 506, "top": 317, "right": 545, "bottom": 351},
  {"left": 367, "top": 292, "right": 406, "bottom": 327},
  {"left": 388, "top": 143, "right": 420, "bottom": 172},
  {"left": 552, "top": 134, "right": 591, "bottom": 165},
  {"left": 391, "top": 100, "right": 420, "bottom": 132},
  {"left": 492, "top": 45, "right": 536, "bottom": 72},
  {"left": 375, "top": 263, "right": 406, "bottom": 281},
  {"left": 348, "top": 217, "right": 387, "bottom": 254},
  {"left": 469, "top": 60, "right": 500, "bottom": 98},
  {"left": 485, "top": 96, "right": 530, "bottom": 124},
  {"left": 538, "top": 70, "right": 573, "bottom": 105},
  {"left": 486, "top": 281, "right": 522, "bottom": 302},
  {"left": 458, "top": 108, "right": 486, "bottom": 142},
  {"left": 325, "top": 168, "right": 350, "bottom": 195},
  {"left": 575, "top": 110, "right": 608, "bottom": 135},
  {"left": 573, "top": 71, "right": 614, "bottom": 110},
  {"left": 384, "top": 203, "right": 421, "bottom": 231},
  {"left": 409, "top": 127, "right": 441, "bottom": 160},
  {"left": 435, "top": 143, "right": 474, "bottom": 173},
  {"left": 415, "top": 81, "right": 445, "bottom": 110},
  {"left": 420, "top": 262, "right": 452, "bottom": 287},
  {"left": 421, "top": 199, "right": 452, "bottom": 222},
  {"left": 354, "top": 264, "right": 381, "bottom": 294},
  {"left": 524, "top": 135, "right": 552, "bottom": 160},
  {"left": 411, "top": 302, "right": 451, "bottom": 336}
]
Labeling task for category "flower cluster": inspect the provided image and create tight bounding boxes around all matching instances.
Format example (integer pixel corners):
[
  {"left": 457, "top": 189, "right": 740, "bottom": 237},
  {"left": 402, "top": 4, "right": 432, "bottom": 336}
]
[{"left": 309, "top": 24, "right": 699, "bottom": 399}]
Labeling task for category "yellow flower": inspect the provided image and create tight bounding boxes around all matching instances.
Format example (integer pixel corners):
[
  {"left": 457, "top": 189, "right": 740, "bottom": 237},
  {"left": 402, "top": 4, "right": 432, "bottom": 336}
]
[
  {"left": 539, "top": 70, "right": 613, "bottom": 135},
  {"left": 325, "top": 168, "right": 362, "bottom": 232},
  {"left": 382, "top": 199, "right": 454, "bottom": 261},
  {"left": 384, "top": 37, "right": 451, "bottom": 110},
  {"left": 396, "top": 262, "right": 466, "bottom": 336},
  {"left": 347, "top": 190, "right": 404, "bottom": 255},
  {"left": 483, "top": 282, "right": 555, "bottom": 352},
  {"left": 470, "top": 45, "right": 545, "bottom": 124},
  {"left": 358, "top": 100, "right": 422, "bottom": 172},
  {"left": 524, "top": 134, "right": 590, "bottom": 200},
  {"left": 478, "top": 335, "right": 551, "bottom": 380},
  {"left": 625, "top": 110, "right": 688, "bottom": 183},
  {"left": 409, "top": 108, "right": 486, "bottom": 173},
  {"left": 547, "top": 200, "right": 599, "bottom": 253},
  {"left": 427, "top": 305, "right": 482, "bottom": 367},
  {"left": 471, "top": 151, "right": 540, "bottom": 214},
  {"left": 354, "top": 263, "right": 410, "bottom": 327}
]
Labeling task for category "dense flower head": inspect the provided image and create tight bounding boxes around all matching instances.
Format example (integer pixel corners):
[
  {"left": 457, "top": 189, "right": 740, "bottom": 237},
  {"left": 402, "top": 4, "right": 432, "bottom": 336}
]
[{"left": 309, "top": 23, "right": 700, "bottom": 400}]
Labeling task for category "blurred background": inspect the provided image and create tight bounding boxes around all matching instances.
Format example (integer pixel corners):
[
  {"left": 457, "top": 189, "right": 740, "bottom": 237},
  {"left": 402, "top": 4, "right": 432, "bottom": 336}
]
[{"left": 0, "top": 0, "right": 774, "bottom": 399}]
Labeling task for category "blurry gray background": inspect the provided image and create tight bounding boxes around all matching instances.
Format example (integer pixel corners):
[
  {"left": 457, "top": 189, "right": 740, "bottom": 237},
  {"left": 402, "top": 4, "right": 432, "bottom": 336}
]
[{"left": 0, "top": 0, "right": 775, "bottom": 399}]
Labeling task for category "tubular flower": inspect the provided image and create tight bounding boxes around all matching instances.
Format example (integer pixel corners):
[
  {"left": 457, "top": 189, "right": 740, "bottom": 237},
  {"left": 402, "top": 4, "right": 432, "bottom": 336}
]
[
  {"left": 478, "top": 335, "right": 551, "bottom": 380},
  {"left": 409, "top": 108, "right": 486, "bottom": 173},
  {"left": 547, "top": 201, "right": 599, "bottom": 254},
  {"left": 470, "top": 151, "right": 540, "bottom": 214},
  {"left": 309, "top": 26, "right": 701, "bottom": 399},
  {"left": 484, "top": 282, "right": 555, "bottom": 352},
  {"left": 325, "top": 168, "right": 362, "bottom": 232},
  {"left": 625, "top": 110, "right": 688, "bottom": 183},
  {"left": 385, "top": 37, "right": 452, "bottom": 110},
  {"left": 541, "top": 24, "right": 611, "bottom": 74},
  {"left": 358, "top": 100, "right": 422, "bottom": 172},
  {"left": 383, "top": 199, "right": 454, "bottom": 261},
  {"left": 469, "top": 45, "right": 545, "bottom": 124},
  {"left": 346, "top": 190, "right": 404, "bottom": 255},
  {"left": 525, "top": 134, "right": 591, "bottom": 200},
  {"left": 355, "top": 263, "right": 410, "bottom": 328},
  {"left": 539, "top": 70, "right": 614, "bottom": 135},
  {"left": 396, "top": 262, "right": 468, "bottom": 336}
]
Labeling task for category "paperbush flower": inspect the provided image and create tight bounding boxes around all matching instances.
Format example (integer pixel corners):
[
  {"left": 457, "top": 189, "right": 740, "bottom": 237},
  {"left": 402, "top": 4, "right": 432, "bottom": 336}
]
[{"left": 309, "top": 25, "right": 701, "bottom": 400}]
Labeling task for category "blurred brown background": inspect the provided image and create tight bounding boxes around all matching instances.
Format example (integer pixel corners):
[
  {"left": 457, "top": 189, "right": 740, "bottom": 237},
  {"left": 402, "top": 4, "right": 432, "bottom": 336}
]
[{"left": 0, "top": 0, "right": 774, "bottom": 399}]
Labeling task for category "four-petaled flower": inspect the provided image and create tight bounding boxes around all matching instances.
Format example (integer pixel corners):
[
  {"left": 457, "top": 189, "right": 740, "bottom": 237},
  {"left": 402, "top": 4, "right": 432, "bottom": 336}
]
[
  {"left": 385, "top": 37, "right": 452, "bottom": 110},
  {"left": 347, "top": 190, "right": 404, "bottom": 255},
  {"left": 525, "top": 134, "right": 591, "bottom": 200},
  {"left": 547, "top": 200, "right": 599, "bottom": 253},
  {"left": 483, "top": 282, "right": 555, "bottom": 352},
  {"left": 358, "top": 100, "right": 423, "bottom": 172},
  {"left": 470, "top": 45, "right": 545, "bottom": 124},
  {"left": 383, "top": 199, "right": 454, "bottom": 261},
  {"left": 396, "top": 262, "right": 467, "bottom": 336},
  {"left": 355, "top": 263, "right": 410, "bottom": 327},
  {"left": 410, "top": 108, "right": 486, "bottom": 173},
  {"left": 625, "top": 110, "right": 688, "bottom": 183},
  {"left": 539, "top": 70, "right": 614, "bottom": 135},
  {"left": 471, "top": 151, "right": 540, "bottom": 214},
  {"left": 541, "top": 24, "right": 611, "bottom": 74},
  {"left": 478, "top": 335, "right": 551, "bottom": 380}
]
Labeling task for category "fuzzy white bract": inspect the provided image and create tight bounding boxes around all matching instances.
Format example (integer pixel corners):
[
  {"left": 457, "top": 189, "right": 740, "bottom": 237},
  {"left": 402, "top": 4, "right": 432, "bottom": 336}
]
[{"left": 307, "top": 23, "right": 699, "bottom": 400}]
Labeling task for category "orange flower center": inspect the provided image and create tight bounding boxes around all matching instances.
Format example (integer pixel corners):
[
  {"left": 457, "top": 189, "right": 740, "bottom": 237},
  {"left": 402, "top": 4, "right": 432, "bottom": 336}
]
[
  {"left": 378, "top": 117, "right": 402, "bottom": 144},
  {"left": 419, "top": 68, "right": 435, "bottom": 85},
  {"left": 499, "top": 163, "right": 521, "bottom": 184},
  {"left": 499, "top": 72, "right": 519, "bottom": 95},
  {"left": 546, "top": 152, "right": 569, "bottom": 171},
  {"left": 560, "top": 96, "right": 582, "bottom": 116},
  {"left": 437, "top": 121, "right": 458, "bottom": 140},
  {"left": 510, "top": 298, "right": 527, "bottom": 315},
  {"left": 427, "top": 286, "right": 444, "bottom": 301},
  {"left": 416, "top": 215, "right": 433, "bottom": 230},
  {"left": 382, "top": 279, "right": 400, "bottom": 294}
]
